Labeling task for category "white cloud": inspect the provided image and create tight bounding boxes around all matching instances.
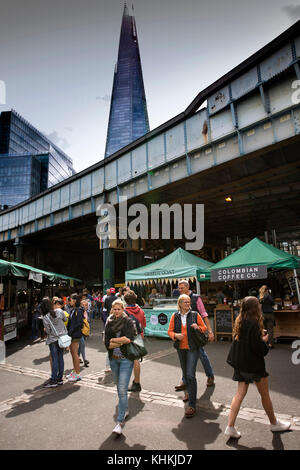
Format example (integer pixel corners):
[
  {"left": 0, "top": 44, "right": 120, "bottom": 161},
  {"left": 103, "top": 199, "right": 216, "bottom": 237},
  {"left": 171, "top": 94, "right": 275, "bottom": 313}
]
[
  {"left": 45, "top": 131, "right": 71, "bottom": 150},
  {"left": 282, "top": 5, "right": 300, "bottom": 22},
  {"left": 96, "top": 94, "right": 111, "bottom": 104}
]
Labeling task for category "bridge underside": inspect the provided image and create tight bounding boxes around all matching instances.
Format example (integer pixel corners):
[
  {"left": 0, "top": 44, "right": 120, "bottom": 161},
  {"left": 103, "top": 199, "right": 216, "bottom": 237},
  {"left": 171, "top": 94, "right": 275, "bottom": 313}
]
[{"left": 2, "top": 135, "right": 300, "bottom": 284}]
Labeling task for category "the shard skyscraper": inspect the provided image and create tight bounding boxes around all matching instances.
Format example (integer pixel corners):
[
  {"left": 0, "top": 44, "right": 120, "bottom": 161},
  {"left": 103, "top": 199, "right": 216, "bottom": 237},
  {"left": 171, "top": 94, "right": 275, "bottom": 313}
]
[{"left": 104, "top": 2, "right": 150, "bottom": 158}]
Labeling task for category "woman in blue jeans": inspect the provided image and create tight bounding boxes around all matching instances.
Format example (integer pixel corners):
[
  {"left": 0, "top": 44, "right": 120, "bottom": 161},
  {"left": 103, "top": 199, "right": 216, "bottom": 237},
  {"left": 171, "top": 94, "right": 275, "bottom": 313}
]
[
  {"left": 168, "top": 294, "right": 207, "bottom": 418},
  {"left": 41, "top": 298, "right": 68, "bottom": 388},
  {"left": 104, "top": 299, "right": 136, "bottom": 435}
]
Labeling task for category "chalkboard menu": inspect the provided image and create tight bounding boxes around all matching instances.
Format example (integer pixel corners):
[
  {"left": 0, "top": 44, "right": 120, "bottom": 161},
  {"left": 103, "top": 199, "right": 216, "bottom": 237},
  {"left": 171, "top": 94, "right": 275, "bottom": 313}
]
[{"left": 214, "top": 307, "right": 233, "bottom": 339}]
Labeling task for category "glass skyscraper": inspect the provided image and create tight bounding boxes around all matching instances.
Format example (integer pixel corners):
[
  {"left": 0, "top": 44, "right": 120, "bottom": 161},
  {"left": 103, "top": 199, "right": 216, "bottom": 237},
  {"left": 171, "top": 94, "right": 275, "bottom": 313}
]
[
  {"left": 0, "top": 110, "right": 75, "bottom": 207},
  {"left": 104, "top": 2, "right": 150, "bottom": 158}
]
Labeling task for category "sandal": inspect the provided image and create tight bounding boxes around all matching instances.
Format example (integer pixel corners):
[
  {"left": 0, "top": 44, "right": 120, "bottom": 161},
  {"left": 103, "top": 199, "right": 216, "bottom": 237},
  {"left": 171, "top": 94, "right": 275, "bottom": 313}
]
[{"left": 182, "top": 393, "right": 189, "bottom": 402}]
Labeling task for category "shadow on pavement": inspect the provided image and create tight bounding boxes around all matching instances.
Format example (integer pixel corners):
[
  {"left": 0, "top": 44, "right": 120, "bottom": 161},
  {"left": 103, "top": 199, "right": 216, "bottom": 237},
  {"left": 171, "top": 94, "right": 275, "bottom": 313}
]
[
  {"left": 99, "top": 395, "right": 146, "bottom": 450},
  {"left": 4, "top": 383, "right": 80, "bottom": 419},
  {"left": 99, "top": 433, "right": 146, "bottom": 451}
]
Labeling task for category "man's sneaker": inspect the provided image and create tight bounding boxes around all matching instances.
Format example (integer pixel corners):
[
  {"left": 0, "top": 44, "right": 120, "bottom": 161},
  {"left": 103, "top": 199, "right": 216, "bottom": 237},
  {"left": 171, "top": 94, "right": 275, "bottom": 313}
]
[
  {"left": 68, "top": 373, "right": 81, "bottom": 383},
  {"left": 124, "top": 411, "right": 129, "bottom": 421},
  {"left": 128, "top": 381, "right": 141, "bottom": 392},
  {"left": 42, "top": 379, "right": 58, "bottom": 388},
  {"left": 270, "top": 420, "right": 291, "bottom": 432},
  {"left": 57, "top": 379, "right": 64, "bottom": 385},
  {"left": 84, "top": 360, "right": 89, "bottom": 367},
  {"left": 112, "top": 423, "right": 123, "bottom": 435},
  {"left": 224, "top": 426, "right": 241, "bottom": 439}
]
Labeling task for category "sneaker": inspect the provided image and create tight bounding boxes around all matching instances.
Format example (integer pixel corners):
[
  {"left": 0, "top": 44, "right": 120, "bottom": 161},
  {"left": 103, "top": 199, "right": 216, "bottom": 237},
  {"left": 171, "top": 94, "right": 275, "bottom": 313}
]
[
  {"left": 42, "top": 379, "right": 57, "bottom": 388},
  {"left": 68, "top": 373, "right": 81, "bottom": 383},
  {"left": 84, "top": 360, "right": 89, "bottom": 367},
  {"left": 57, "top": 379, "right": 64, "bottom": 385},
  {"left": 112, "top": 423, "right": 123, "bottom": 435},
  {"left": 270, "top": 420, "right": 291, "bottom": 432},
  {"left": 224, "top": 426, "right": 241, "bottom": 439},
  {"left": 128, "top": 381, "right": 141, "bottom": 392},
  {"left": 66, "top": 370, "right": 75, "bottom": 379},
  {"left": 124, "top": 411, "right": 129, "bottom": 421}
]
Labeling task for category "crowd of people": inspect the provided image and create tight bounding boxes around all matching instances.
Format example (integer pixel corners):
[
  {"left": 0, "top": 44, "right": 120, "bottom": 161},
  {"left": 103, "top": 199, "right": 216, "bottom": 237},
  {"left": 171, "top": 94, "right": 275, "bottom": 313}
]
[{"left": 31, "top": 281, "right": 291, "bottom": 438}]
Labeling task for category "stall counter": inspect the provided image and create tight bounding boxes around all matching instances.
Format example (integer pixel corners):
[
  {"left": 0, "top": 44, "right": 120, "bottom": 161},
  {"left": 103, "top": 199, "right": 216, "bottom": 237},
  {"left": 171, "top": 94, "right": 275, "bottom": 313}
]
[
  {"left": 143, "top": 298, "right": 178, "bottom": 338},
  {"left": 273, "top": 309, "right": 300, "bottom": 340}
]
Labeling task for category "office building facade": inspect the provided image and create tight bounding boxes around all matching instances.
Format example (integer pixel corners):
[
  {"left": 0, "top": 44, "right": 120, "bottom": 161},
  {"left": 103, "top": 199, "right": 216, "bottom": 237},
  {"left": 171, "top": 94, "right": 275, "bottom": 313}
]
[{"left": 0, "top": 110, "right": 75, "bottom": 207}]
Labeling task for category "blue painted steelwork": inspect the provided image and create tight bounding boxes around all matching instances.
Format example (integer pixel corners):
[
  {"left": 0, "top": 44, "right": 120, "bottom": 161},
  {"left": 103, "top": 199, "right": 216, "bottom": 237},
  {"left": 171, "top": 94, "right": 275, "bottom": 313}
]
[{"left": 0, "top": 25, "right": 299, "bottom": 241}]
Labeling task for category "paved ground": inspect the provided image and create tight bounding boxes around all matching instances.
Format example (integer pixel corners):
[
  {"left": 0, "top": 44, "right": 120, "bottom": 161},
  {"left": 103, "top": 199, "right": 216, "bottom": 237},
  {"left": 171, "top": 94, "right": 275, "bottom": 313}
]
[{"left": 0, "top": 318, "right": 299, "bottom": 451}]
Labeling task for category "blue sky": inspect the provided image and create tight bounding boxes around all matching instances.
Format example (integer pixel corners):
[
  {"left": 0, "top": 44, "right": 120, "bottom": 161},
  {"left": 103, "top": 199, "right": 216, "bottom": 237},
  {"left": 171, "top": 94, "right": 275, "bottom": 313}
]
[{"left": 0, "top": 0, "right": 299, "bottom": 172}]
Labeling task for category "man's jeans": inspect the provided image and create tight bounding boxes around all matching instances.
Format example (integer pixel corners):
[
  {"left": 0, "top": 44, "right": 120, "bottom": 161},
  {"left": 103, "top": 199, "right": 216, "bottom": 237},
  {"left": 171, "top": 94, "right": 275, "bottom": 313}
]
[
  {"left": 49, "top": 341, "right": 64, "bottom": 382},
  {"left": 110, "top": 357, "right": 134, "bottom": 423},
  {"left": 199, "top": 347, "right": 214, "bottom": 377},
  {"left": 177, "top": 349, "right": 199, "bottom": 408}
]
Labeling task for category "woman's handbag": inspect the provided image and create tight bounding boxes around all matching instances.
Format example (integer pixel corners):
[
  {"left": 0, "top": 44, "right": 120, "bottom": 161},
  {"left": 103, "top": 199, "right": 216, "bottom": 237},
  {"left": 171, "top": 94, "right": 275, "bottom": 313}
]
[
  {"left": 47, "top": 316, "right": 72, "bottom": 349},
  {"left": 122, "top": 334, "right": 148, "bottom": 361},
  {"left": 82, "top": 318, "right": 90, "bottom": 336},
  {"left": 191, "top": 312, "right": 209, "bottom": 348},
  {"left": 58, "top": 334, "right": 72, "bottom": 348}
]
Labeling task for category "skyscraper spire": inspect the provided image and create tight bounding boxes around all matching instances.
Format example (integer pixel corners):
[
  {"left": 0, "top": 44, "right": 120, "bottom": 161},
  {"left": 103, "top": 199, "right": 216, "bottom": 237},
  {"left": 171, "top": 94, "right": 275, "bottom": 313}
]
[{"left": 104, "top": 2, "right": 150, "bottom": 158}]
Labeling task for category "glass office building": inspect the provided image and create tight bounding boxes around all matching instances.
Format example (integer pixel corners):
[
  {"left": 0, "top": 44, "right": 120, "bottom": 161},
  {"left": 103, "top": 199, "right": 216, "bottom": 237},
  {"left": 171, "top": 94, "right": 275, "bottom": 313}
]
[
  {"left": 104, "top": 3, "right": 150, "bottom": 157},
  {"left": 0, "top": 110, "right": 75, "bottom": 207}
]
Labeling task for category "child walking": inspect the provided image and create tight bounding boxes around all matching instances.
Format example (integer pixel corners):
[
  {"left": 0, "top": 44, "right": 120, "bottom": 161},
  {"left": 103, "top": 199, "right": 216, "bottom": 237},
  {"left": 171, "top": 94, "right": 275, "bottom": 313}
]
[{"left": 225, "top": 296, "right": 291, "bottom": 438}]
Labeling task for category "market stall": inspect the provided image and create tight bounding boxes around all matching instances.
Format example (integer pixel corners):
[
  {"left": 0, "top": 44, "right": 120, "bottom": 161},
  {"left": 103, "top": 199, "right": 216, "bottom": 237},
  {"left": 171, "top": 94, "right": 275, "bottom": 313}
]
[
  {"left": 204, "top": 237, "right": 300, "bottom": 341},
  {"left": 0, "top": 258, "right": 81, "bottom": 343},
  {"left": 125, "top": 247, "right": 213, "bottom": 338}
]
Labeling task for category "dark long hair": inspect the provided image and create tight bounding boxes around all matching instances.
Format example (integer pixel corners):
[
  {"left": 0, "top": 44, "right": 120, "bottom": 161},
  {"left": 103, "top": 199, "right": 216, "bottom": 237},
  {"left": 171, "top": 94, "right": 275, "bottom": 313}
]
[
  {"left": 40, "top": 297, "right": 56, "bottom": 319},
  {"left": 70, "top": 293, "right": 81, "bottom": 308},
  {"left": 233, "top": 296, "right": 264, "bottom": 341}
]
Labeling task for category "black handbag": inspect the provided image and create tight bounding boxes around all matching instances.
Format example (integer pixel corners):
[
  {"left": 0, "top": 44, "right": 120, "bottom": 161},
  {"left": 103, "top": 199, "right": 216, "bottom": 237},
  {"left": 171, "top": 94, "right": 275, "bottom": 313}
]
[
  {"left": 122, "top": 334, "right": 148, "bottom": 361},
  {"left": 191, "top": 312, "right": 209, "bottom": 348}
]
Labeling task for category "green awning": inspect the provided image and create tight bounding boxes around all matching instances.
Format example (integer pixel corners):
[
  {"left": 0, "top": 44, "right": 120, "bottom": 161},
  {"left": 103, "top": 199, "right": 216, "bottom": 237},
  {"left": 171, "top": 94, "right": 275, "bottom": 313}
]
[
  {"left": 0, "top": 258, "right": 81, "bottom": 283},
  {"left": 125, "top": 247, "right": 213, "bottom": 284},
  {"left": 206, "top": 237, "right": 299, "bottom": 280}
]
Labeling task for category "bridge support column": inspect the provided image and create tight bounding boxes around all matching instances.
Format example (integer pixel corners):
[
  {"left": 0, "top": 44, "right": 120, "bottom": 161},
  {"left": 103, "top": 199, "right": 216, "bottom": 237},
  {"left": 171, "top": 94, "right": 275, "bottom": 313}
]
[
  {"left": 103, "top": 248, "right": 115, "bottom": 291},
  {"left": 126, "top": 250, "right": 143, "bottom": 271},
  {"left": 14, "top": 237, "right": 24, "bottom": 263}
]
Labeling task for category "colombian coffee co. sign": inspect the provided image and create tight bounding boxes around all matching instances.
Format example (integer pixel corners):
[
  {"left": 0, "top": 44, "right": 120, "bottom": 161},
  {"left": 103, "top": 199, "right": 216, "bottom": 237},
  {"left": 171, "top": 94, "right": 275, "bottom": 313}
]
[{"left": 211, "top": 265, "right": 267, "bottom": 282}]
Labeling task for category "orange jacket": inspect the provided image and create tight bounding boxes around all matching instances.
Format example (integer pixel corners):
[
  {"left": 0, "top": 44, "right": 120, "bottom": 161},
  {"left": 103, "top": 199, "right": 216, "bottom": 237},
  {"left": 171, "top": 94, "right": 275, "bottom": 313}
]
[{"left": 168, "top": 311, "right": 207, "bottom": 349}]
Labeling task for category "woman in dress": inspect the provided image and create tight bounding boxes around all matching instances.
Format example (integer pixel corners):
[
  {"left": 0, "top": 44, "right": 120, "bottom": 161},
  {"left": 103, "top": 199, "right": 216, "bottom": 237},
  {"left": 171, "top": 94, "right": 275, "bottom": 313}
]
[{"left": 225, "top": 296, "right": 291, "bottom": 438}]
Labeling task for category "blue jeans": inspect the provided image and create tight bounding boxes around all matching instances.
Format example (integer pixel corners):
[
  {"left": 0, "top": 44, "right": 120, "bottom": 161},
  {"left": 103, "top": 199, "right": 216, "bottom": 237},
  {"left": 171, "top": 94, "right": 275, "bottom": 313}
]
[
  {"left": 199, "top": 347, "right": 214, "bottom": 377},
  {"left": 181, "top": 348, "right": 214, "bottom": 384},
  {"left": 31, "top": 317, "right": 40, "bottom": 339},
  {"left": 110, "top": 357, "right": 134, "bottom": 423},
  {"left": 177, "top": 349, "right": 199, "bottom": 408},
  {"left": 78, "top": 336, "right": 86, "bottom": 362},
  {"left": 49, "top": 341, "right": 64, "bottom": 382}
]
